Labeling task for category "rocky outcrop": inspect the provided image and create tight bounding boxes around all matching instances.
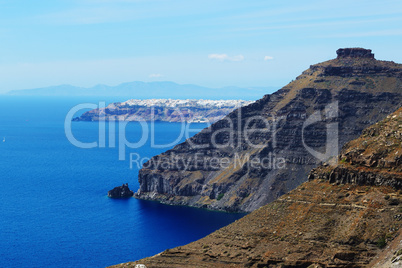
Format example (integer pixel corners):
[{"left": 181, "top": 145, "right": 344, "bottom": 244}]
[
  {"left": 73, "top": 99, "right": 254, "bottom": 123},
  {"left": 309, "top": 166, "right": 402, "bottom": 189},
  {"left": 336, "top": 48, "right": 375, "bottom": 59},
  {"left": 309, "top": 107, "right": 402, "bottom": 189},
  {"left": 108, "top": 183, "right": 134, "bottom": 198},
  {"left": 109, "top": 105, "right": 402, "bottom": 268},
  {"left": 135, "top": 48, "right": 402, "bottom": 213}
]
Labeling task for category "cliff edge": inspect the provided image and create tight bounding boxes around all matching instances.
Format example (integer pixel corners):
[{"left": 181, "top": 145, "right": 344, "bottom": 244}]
[
  {"left": 135, "top": 48, "right": 402, "bottom": 212},
  {"left": 110, "top": 107, "right": 402, "bottom": 268}
]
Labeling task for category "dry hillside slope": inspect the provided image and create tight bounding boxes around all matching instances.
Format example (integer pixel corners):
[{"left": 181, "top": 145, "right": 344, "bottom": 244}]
[{"left": 111, "top": 107, "right": 402, "bottom": 268}]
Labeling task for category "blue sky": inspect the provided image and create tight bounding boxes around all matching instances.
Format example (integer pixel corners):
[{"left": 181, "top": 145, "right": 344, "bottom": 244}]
[{"left": 0, "top": 0, "right": 401, "bottom": 93}]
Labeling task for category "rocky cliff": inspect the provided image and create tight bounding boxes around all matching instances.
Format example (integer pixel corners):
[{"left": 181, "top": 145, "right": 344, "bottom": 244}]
[
  {"left": 135, "top": 48, "right": 402, "bottom": 212},
  {"left": 73, "top": 99, "right": 254, "bottom": 123},
  {"left": 108, "top": 183, "right": 134, "bottom": 198},
  {"left": 309, "top": 109, "right": 402, "bottom": 189},
  {"left": 110, "top": 107, "right": 402, "bottom": 268}
]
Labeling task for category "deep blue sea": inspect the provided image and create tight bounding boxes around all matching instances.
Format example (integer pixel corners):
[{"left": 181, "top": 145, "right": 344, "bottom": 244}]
[{"left": 0, "top": 96, "right": 244, "bottom": 268}]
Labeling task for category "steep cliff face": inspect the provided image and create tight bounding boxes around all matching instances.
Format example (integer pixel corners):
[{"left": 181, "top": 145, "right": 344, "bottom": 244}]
[
  {"left": 110, "top": 107, "right": 402, "bottom": 268},
  {"left": 136, "top": 48, "right": 402, "bottom": 212}
]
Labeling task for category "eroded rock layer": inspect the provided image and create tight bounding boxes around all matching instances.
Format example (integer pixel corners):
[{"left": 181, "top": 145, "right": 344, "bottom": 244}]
[
  {"left": 136, "top": 48, "right": 402, "bottom": 212},
  {"left": 110, "top": 108, "right": 402, "bottom": 268}
]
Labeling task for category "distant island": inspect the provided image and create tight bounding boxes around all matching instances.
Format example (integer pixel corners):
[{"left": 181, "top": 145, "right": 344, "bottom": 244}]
[
  {"left": 5, "top": 81, "right": 275, "bottom": 100},
  {"left": 73, "top": 99, "right": 255, "bottom": 123}
]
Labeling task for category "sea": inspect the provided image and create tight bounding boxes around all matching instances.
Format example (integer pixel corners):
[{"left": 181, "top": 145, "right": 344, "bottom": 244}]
[{"left": 0, "top": 96, "right": 244, "bottom": 268}]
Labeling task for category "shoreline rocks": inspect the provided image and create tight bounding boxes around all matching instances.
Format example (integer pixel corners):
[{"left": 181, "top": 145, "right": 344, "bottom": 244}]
[{"left": 108, "top": 183, "right": 134, "bottom": 198}]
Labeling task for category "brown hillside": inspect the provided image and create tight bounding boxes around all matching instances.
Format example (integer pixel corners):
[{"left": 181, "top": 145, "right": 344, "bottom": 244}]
[
  {"left": 136, "top": 48, "right": 402, "bottom": 213},
  {"left": 110, "top": 107, "right": 402, "bottom": 268}
]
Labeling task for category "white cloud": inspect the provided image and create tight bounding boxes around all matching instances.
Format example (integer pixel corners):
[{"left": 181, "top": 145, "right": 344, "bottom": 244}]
[
  {"left": 264, "top": 56, "right": 274, "bottom": 61},
  {"left": 208, "top": 54, "right": 244, "bottom": 62},
  {"left": 149, "top": 73, "right": 163, "bottom": 78}
]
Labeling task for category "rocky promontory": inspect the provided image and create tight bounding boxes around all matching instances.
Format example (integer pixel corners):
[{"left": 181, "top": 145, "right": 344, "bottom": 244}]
[
  {"left": 135, "top": 48, "right": 402, "bottom": 213},
  {"left": 109, "top": 108, "right": 402, "bottom": 268},
  {"left": 108, "top": 183, "right": 134, "bottom": 198}
]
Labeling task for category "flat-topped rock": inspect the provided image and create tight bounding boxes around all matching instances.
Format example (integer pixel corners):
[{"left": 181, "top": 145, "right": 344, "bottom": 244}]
[{"left": 336, "top": 48, "right": 375, "bottom": 59}]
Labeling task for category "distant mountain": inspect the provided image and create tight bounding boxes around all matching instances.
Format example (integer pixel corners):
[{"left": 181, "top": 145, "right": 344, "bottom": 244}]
[{"left": 6, "top": 81, "right": 276, "bottom": 100}]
